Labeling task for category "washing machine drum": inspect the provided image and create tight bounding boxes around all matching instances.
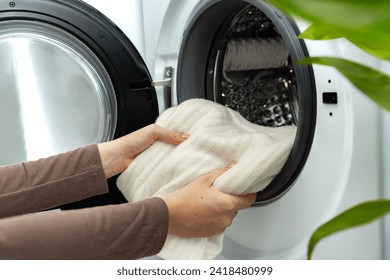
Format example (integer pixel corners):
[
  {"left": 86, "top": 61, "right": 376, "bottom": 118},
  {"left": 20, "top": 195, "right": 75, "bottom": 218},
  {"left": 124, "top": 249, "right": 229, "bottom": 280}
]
[{"left": 176, "top": 0, "right": 316, "bottom": 204}]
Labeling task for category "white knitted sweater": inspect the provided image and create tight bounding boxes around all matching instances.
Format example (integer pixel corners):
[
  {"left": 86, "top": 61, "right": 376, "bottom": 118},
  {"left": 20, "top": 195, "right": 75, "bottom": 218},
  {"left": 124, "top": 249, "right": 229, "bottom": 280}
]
[{"left": 117, "top": 99, "right": 296, "bottom": 259}]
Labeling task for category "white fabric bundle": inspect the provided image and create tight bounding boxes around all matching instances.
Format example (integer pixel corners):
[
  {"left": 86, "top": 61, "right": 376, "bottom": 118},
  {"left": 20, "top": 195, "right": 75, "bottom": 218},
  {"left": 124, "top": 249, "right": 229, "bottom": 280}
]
[{"left": 117, "top": 99, "right": 296, "bottom": 259}]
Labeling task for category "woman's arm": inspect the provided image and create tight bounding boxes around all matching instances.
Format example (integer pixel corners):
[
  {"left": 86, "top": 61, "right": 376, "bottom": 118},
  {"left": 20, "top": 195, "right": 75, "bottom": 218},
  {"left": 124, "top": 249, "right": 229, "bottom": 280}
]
[
  {"left": 0, "top": 124, "right": 186, "bottom": 219},
  {"left": 0, "top": 166, "right": 255, "bottom": 260},
  {"left": 0, "top": 197, "right": 168, "bottom": 260},
  {"left": 0, "top": 144, "right": 108, "bottom": 219},
  {"left": 0, "top": 124, "right": 255, "bottom": 259}
]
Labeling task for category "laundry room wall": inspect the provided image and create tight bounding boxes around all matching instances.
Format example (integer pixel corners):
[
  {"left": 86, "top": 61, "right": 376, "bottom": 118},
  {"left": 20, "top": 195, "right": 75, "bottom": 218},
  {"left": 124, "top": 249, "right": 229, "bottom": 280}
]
[
  {"left": 383, "top": 111, "right": 390, "bottom": 259},
  {"left": 380, "top": 60, "right": 390, "bottom": 260}
]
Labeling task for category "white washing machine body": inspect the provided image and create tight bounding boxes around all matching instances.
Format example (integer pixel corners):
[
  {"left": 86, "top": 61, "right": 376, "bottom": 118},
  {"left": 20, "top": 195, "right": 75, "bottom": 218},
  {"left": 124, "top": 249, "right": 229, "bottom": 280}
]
[{"left": 141, "top": 0, "right": 383, "bottom": 260}]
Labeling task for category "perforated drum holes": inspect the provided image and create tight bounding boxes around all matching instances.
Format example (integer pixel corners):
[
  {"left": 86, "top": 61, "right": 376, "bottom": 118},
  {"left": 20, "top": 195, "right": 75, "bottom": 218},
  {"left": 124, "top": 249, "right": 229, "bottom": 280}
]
[{"left": 220, "top": 5, "right": 297, "bottom": 128}]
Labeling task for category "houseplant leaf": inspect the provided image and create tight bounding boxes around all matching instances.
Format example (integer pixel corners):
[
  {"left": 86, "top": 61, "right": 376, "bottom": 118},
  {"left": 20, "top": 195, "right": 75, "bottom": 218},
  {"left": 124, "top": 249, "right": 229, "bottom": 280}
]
[
  {"left": 299, "top": 56, "right": 390, "bottom": 111},
  {"left": 308, "top": 200, "right": 390, "bottom": 259},
  {"left": 299, "top": 23, "right": 341, "bottom": 40},
  {"left": 265, "top": 0, "right": 390, "bottom": 60}
]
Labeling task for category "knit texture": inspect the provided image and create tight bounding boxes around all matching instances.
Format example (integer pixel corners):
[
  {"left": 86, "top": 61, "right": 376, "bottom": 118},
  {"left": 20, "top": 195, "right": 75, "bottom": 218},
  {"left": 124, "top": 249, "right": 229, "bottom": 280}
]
[{"left": 117, "top": 99, "right": 296, "bottom": 259}]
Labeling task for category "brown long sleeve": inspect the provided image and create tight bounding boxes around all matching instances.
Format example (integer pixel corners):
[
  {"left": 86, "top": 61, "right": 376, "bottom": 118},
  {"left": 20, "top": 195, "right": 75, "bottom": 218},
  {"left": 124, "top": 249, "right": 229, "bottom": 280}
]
[
  {"left": 0, "top": 197, "right": 168, "bottom": 259},
  {"left": 0, "top": 144, "right": 108, "bottom": 218},
  {"left": 0, "top": 145, "right": 168, "bottom": 259}
]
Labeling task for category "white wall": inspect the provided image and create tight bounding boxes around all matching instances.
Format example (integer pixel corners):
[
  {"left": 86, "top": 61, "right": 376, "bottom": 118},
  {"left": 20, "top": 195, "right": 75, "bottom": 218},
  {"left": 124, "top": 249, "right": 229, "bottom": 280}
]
[{"left": 380, "top": 60, "right": 390, "bottom": 259}]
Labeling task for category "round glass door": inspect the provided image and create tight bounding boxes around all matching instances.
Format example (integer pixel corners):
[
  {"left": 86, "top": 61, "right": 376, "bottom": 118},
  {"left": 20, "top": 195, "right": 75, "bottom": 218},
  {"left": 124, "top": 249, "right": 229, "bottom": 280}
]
[
  {"left": 0, "top": 21, "right": 117, "bottom": 164},
  {"left": 0, "top": 0, "right": 158, "bottom": 208}
]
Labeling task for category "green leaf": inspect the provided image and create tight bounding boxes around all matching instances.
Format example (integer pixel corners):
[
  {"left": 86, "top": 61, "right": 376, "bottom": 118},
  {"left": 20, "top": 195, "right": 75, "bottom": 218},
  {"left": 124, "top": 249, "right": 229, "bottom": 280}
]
[
  {"left": 265, "top": 0, "right": 390, "bottom": 60},
  {"left": 308, "top": 200, "right": 390, "bottom": 260},
  {"left": 299, "top": 56, "right": 390, "bottom": 111},
  {"left": 299, "top": 23, "right": 341, "bottom": 40}
]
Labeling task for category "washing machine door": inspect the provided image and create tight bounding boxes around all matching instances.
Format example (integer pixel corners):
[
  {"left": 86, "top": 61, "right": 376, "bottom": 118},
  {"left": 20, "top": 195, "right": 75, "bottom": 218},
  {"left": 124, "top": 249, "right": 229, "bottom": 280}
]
[
  {"left": 175, "top": 0, "right": 316, "bottom": 204},
  {"left": 0, "top": 0, "right": 159, "bottom": 207},
  {"left": 0, "top": 0, "right": 158, "bottom": 166}
]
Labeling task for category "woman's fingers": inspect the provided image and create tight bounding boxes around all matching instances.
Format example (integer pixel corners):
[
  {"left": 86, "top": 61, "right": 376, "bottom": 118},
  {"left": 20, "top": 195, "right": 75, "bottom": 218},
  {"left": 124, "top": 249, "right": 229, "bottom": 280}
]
[
  {"left": 204, "top": 163, "right": 256, "bottom": 210},
  {"left": 150, "top": 124, "right": 189, "bottom": 145},
  {"left": 203, "top": 163, "right": 235, "bottom": 186},
  {"left": 229, "top": 193, "right": 257, "bottom": 210}
]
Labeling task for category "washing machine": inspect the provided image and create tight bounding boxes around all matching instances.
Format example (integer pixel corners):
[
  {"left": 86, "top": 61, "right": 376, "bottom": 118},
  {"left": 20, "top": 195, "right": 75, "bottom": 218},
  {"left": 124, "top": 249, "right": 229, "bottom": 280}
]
[
  {"left": 142, "top": 0, "right": 383, "bottom": 260},
  {"left": 0, "top": 0, "right": 383, "bottom": 259}
]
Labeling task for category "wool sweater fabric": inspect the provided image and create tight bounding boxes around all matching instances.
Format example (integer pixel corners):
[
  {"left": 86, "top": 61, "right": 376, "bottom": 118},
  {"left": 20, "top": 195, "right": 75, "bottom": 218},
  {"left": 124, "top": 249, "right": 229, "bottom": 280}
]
[{"left": 117, "top": 99, "right": 296, "bottom": 259}]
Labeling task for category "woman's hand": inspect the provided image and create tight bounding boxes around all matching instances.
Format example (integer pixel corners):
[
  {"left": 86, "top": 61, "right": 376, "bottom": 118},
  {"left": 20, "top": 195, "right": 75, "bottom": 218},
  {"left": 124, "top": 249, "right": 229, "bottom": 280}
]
[
  {"left": 98, "top": 124, "right": 188, "bottom": 178},
  {"left": 162, "top": 165, "right": 256, "bottom": 238}
]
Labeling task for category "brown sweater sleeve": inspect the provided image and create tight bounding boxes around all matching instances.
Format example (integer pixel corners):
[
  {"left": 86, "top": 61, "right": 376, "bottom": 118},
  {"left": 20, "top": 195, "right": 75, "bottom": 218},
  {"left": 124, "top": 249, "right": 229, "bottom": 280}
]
[
  {"left": 0, "top": 144, "right": 169, "bottom": 259},
  {"left": 0, "top": 197, "right": 168, "bottom": 259},
  {"left": 0, "top": 144, "right": 108, "bottom": 218}
]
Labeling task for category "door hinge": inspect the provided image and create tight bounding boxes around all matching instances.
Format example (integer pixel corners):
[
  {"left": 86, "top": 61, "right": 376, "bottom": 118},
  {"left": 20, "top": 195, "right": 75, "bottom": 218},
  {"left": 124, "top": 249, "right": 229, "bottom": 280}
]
[
  {"left": 151, "top": 67, "right": 173, "bottom": 87},
  {"left": 151, "top": 67, "right": 174, "bottom": 109}
]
